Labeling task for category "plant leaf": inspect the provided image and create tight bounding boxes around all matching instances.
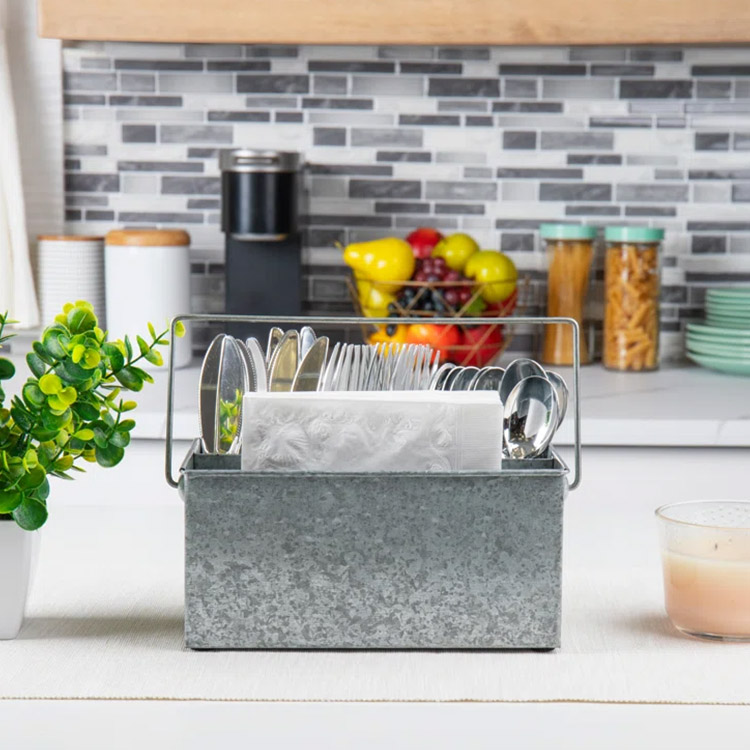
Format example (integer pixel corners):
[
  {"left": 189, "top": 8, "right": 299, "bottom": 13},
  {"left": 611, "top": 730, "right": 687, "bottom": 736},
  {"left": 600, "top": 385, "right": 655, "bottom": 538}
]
[
  {"left": 0, "top": 358, "right": 15, "bottom": 380},
  {"left": 0, "top": 489, "right": 22, "bottom": 513},
  {"left": 12, "top": 496, "right": 48, "bottom": 530},
  {"left": 94, "top": 442, "right": 124, "bottom": 468}
]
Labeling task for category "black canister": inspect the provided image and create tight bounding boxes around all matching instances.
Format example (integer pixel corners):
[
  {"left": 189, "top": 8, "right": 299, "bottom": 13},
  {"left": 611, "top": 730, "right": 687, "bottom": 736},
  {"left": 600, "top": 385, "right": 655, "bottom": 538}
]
[{"left": 220, "top": 149, "right": 300, "bottom": 240}]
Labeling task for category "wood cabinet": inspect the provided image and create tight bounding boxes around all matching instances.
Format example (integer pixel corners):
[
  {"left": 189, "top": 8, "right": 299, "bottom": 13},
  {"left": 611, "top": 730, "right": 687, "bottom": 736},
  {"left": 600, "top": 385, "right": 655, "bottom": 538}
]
[{"left": 38, "top": 0, "right": 750, "bottom": 44}]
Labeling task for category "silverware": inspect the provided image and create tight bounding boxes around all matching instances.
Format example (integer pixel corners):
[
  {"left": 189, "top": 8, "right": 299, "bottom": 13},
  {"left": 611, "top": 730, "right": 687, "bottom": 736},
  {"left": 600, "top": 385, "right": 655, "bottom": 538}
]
[
  {"left": 266, "top": 326, "right": 284, "bottom": 365},
  {"left": 503, "top": 375, "right": 559, "bottom": 460},
  {"left": 499, "top": 358, "right": 548, "bottom": 405},
  {"left": 198, "top": 334, "right": 224, "bottom": 454},
  {"left": 268, "top": 331, "right": 299, "bottom": 392},
  {"left": 292, "top": 336, "right": 329, "bottom": 392},
  {"left": 429, "top": 362, "right": 455, "bottom": 390},
  {"left": 470, "top": 366, "right": 505, "bottom": 392},
  {"left": 217, "top": 336, "right": 247, "bottom": 455},
  {"left": 332, "top": 344, "right": 352, "bottom": 391},
  {"left": 319, "top": 342, "right": 341, "bottom": 392},
  {"left": 545, "top": 370, "right": 569, "bottom": 427},
  {"left": 244, "top": 337, "right": 268, "bottom": 392},
  {"left": 450, "top": 365, "right": 480, "bottom": 391},
  {"left": 299, "top": 326, "right": 317, "bottom": 359},
  {"left": 441, "top": 365, "right": 465, "bottom": 391}
]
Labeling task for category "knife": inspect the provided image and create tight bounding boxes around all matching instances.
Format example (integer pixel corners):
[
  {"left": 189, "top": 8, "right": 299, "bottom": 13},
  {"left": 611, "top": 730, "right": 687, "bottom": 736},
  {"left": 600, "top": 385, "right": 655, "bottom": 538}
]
[
  {"left": 217, "top": 336, "right": 248, "bottom": 454},
  {"left": 299, "top": 326, "right": 317, "bottom": 359},
  {"left": 244, "top": 337, "right": 268, "bottom": 392},
  {"left": 266, "top": 326, "right": 284, "bottom": 365},
  {"left": 292, "top": 337, "right": 329, "bottom": 392},
  {"left": 319, "top": 342, "right": 340, "bottom": 392},
  {"left": 268, "top": 330, "right": 299, "bottom": 392},
  {"left": 198, "top": 334, "right": 224, "bottom": 453}
]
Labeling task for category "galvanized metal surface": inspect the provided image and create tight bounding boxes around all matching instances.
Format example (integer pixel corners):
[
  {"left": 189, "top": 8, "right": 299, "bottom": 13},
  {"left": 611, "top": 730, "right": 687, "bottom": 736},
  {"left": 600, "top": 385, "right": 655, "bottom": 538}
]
[{"left": 181, "top": 446, "right": 567, "bottom": 650}]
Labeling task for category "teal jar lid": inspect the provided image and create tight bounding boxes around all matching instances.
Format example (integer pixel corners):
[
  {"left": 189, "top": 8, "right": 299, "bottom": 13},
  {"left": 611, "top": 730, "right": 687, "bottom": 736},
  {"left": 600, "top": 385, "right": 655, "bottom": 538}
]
[
  {"left": 605, "top": 226, "right": 664, "bottom": 243},
  {"left": 539, "top": 223, "right": 597, "bottom": 241}
]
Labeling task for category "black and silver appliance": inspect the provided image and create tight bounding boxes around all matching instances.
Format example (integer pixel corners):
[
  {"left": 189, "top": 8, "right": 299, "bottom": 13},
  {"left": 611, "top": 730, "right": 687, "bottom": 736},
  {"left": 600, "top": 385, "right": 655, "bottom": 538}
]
[{"left": 221, "top": 148, "right": 302, "bottom": 337}]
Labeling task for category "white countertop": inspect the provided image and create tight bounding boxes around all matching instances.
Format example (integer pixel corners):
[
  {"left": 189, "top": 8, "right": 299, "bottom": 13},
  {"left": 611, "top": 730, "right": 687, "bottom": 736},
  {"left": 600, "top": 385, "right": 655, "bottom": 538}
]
[{"left": 5, "top": 354, "right": 750, "bottom": 447}]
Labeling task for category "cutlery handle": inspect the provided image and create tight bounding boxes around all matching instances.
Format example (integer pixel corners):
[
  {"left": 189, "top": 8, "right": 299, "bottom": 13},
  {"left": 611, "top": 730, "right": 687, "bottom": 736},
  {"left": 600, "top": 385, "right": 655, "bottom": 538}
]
[{"left": 165, "top": 314, "right": 581, "bottom": 491}]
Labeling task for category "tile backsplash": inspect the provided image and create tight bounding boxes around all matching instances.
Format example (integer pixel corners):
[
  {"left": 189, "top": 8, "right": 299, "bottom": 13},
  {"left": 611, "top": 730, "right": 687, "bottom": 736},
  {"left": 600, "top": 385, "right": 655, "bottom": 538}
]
[{"left": 62, "top": 42, "right": 750, "bottom": 358}]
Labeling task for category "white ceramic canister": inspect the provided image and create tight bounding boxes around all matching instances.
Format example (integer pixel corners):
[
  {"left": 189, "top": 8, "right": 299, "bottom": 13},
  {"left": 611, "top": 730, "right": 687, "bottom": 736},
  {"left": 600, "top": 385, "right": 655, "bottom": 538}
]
[
  {"left": 35, "top": 235, "right": 106, "bottom": 327},
  {"left": 0, "top": 520, "right": 39, "bottom": 640},
  {"left": 104, "top": 229, "right": 192, "bottom": 369}
]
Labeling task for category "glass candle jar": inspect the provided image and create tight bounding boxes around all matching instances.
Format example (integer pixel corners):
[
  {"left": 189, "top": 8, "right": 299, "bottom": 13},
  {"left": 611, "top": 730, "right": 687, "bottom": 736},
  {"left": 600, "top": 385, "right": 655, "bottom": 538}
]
[
  {"left": 656, "top": 501, "right": 750, "bottom": 641},
  {"left": 540, "top": 223, "right": 596, "bottom": 366},
  {"left": 604, "top": 227, "right": 663, "bottom": 372}
]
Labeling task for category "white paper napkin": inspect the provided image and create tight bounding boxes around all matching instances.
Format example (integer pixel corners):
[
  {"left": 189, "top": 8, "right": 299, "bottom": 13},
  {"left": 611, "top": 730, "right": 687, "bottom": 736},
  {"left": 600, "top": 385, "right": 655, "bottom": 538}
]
[{"left": 241, "top": 391, "right": 503, "bottom": 473}]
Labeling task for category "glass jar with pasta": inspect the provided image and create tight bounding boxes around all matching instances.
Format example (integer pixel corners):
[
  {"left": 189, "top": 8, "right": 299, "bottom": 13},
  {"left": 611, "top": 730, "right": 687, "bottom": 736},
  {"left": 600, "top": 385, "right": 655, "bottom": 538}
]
[
  {"left": 603, "top": 226, "right": 663, "bottom": 372},
  {"left": 540, "top": 223, "right": 596, "bottom": 366}
]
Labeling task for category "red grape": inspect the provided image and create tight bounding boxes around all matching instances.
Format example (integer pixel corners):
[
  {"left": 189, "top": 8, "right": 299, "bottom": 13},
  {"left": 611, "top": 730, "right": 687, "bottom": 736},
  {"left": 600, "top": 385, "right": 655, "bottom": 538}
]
[
  {"left": 414, "top": 270, "right": 428, "bottom": 282},
  {"left": 443, "top": 289, "right": 459, "bottom": 306},
  {"left": 444, "top": 270, "right": 461, "bottom": 282},
  {"left": 458, "top": 288, "right": 472, "bottom": 304}
]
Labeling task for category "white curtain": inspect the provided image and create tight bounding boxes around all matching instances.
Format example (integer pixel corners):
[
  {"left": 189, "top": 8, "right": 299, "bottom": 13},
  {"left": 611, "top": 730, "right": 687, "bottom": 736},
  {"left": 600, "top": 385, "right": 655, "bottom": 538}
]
[{"left": 0, "top": 0, "right": 39, "bottom": 328}]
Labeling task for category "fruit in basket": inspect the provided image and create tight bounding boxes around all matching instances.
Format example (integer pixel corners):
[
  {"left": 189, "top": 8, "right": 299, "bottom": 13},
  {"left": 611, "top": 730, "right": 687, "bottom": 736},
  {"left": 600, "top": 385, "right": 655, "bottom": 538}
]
[
  {"left": 431, "top": 233, "right": 480, "bottom": 272},
  {"left": 485, "top": 287, "right": 519, "bottom": 317},
  {"left": 343, "top": 237, "right": 415, "bottom": 293},
  {"left": 464, "top": 250, "right": 518, "bottom": 303},
  {"left": 359, "top": 285, "right": 397, "bottom": 318},
  {"left": 405, "top": 323, "right": 461, "bottom": 362},
  {"left": 457, "top": 324, "right": 504, "bottom": 367},
  {"left": 368, "top": 324, "right": 409, "bottom": 348},
  {"left": 406, "top": 227, "right": 443, "bottom": 259}
]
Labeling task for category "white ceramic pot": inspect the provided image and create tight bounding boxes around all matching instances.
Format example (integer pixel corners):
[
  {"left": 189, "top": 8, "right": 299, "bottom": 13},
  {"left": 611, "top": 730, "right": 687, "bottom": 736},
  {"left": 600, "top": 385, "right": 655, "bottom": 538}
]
[{"left": 0, "top": 519, "right": 38, "bottom": 640}]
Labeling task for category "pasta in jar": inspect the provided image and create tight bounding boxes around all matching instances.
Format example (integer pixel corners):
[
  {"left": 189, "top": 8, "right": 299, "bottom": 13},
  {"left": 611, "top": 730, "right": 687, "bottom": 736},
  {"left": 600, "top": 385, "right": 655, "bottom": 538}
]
[
  {"left": 540, "top": 224, "right": 596, "bottom": 366},
  {"left": 603, "top": 227, "right": 663, "bottom": 372}
]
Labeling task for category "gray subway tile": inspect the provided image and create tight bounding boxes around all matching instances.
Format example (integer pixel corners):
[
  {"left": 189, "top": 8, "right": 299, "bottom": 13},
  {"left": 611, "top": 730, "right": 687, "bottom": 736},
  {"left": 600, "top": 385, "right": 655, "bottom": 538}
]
[
  {"left": 65, "top": 143, "right": 107, "bottom": 156},
  {"left": 428, "top": 78, "right": 500, "bottom": 97},
  {"left": 501, "top": 233, "right": 535, "bottom": 252},
  {"left": 302, "top": 97, "right": 373, "bottom": 109},
  {"left": 689, "top": 169, "right": 750, "bottom": 180},
  {"left": 306, "top": 228, "right": 348, "bottom": 246},
  {"left": 732, "top": 183, "right": 750, "bottom": 202},
  {"left": 438, "top": 47, "right": 490, "bottom": 60},
  {"left": 64, "top": 94, "right": 105, "bottom": 105},
  {"left": 590, "top": 116, "right": 652, "bottom": 128},
  {"left": 696, "top": 80, "right": 732, "bottom": 99},
  {"left": 118, "top": 211, "right": 203, "bottom": 223},
  {"left": 436, "top": 151, "right": 486, "bottom": 164},
  {"left": 309, "top": 164, "right": 392, "bottom": 176},
  {"left": 351, "top": 128, "right": 422, "bottom": 147},
  {"left": 350, "top": 179, "right": 421, "bottom": 199},
  {"left": 619, "top": 80, "right": 693, "bottom": 98},
  {"left": 541, "top": 131, "right": 614, "bottom": 150},
  {"left": 657, "top": 116, "right": 687, "bottom": 128},
  {"left": 244, "top": 96, "right": 299, "bottom": 108},
  {"left": 109, "top": 95, "right": 183, "bottom": 106},
  {"left": 122, "top": 124, "right": 156, "bottom": 143},
  {"left": 493, "top": 101, "right": 563, "bottom": 113},
  {"left": 206, "top": 61, "right": 271, "bottom": 72},
  {"left": 162, "top": 176, "right": 221, "bottom": 194},
  {"left": 499, "top": 64, "right": 586, "bottom": 75},
  {"left": 616, "top": 184, "right": 689, "bottom": 202},
  {"left": 160, "top": 125, "right": 233, "bottom": 143},
  {"left": 85, "top": 209, "right": 115, "bottom": 221},
  {"left": 63, "top": 108, "right": 79, "bottom": 121},
  {"left": 435, "top": 203, "right": 485, "bottom": 215},
  {"left": 438, "top": 100, "right": 489, "bottom": 112},
  {"left": 187, "top": 148, "right": 220, "bottom": 158},
  {"left": 687, "top": 221, "right": 750, "bottom": 231},
  {"left": 114, "top": 60, "right": 203, "bottom": 71},
  {"left": 567, "top": 154, "right": 622, "bottom": 165},
  {"left": 207, "top": 111, "right": 270, "bottom": 122},
  {"left": 498, "top": 167, "right": 583, "bottom": 178},
  {"left": 237, "top": 75, "right": 310, "bottom": 94},
  {"left": 569, "top": 47, "right": 627, "bottom": 62},
  {"left": 504, "top": 79, "right": 537, "bottom": 98},
  {"left": 401, "top": 62, "right": 462, "bottom": 74},
  {"left": 376, "top": 150, "right": 431, "bottom": 162},
  {"left": 378, "top": 46, "right": 434, "bottom": 60},
  {"left": 686, "top": 101, "right": 750, "bottom": 113},
  {"left": 654, "top": 169, "right": 684, "bottom": 180},
  {"left": 313, "top": 127, "right": 347, "bottom": 146},
  {"left": 314, "top": 76, "right": 348, "bottom": 95},
  {"left": 245, "top": 46, "right": 299, "bottom": 58},
  {"left": 695, "top": 132, "right": 730, "bottom": 151},
  {"left": 80, "top": 57, "right": 111, "bottom": 70},
  {"left": 65, "top": 209, "right": 82, "bottom": 221},
  {"left": 591, "top": 64, "right": 655, "bottom": 76},
  {"left": 311, "top": 177, "right": 347, "bottom": 198},
  {"left": 425, "top": 181, "right": 497, "bottom": 200},
  {"left": 276, "top": 112, "right": 303, "bottom": 123},
  {"left": 399, "top": 114, "right": 460, "bottom": 126},
  {"left": 160, "top": 73, "right": 233, "bottom": 93},
  {"left": 503, "top": 130, "right": 536, "bottom": 149},
  {"left": 565, "top": 205, "right": 621, "bottom": 216},
  {"left": 734, "top": 133, "right": 750, "bottom": 151},
  {"left": 374, "top": 201, "right": 430, "bottom": 214},
  {"left": 466, "top": 116, "right": 494, "bottom": 127},
  {"left": 352, "top": 76, "right": 424, "bottom": 96},
  {"left": 465, "top": 166, "right": 493, "bottom": 178},
  {"left": 65, "top": 173, "right": 120, "bottom": 192},
  {"left": 118, "top": 160, "right": 203, "bottom": 172},
  {"left": 64, "top": 72, "right": 117, "bottom": 91},
  {"left": 692, "top": 235, "right": 727, "bottom": 253},
  {"left": 543, "top": 78, "right": 615, "bottom": 99},
  {"left": 187, "top": 199, "right": 221, "bottom": 209},
  {"left": 308, "top": 61, "right": 394, "bottom": 73},
  {"left": 540, "top": 182, "right": 612, "bottom": 201},
  {"left": 185, "top": 44, "right": 243, "bottom": 58},
  {"left": 64, "top": 158, "right": 81, "bottom": 170},
  {"left": 692, "top": 65, "right": 750, "bottom": 76},
  {"left": 120, "top": 73, "right": 156, "bottom": 92},
  {"left": 631, "top": 49, "right": 683, "bottom": 62}
]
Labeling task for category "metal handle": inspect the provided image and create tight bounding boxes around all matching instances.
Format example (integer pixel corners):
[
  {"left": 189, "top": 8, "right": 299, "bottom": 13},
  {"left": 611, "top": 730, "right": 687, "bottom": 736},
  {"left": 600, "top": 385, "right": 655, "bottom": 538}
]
[{"left": 165, "top": 314, "right": 582, "bottom": 491}]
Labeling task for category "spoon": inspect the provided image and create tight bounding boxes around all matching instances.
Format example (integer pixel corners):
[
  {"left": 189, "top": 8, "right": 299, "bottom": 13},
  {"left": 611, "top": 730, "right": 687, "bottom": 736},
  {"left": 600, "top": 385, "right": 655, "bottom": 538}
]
[
  {"left": 470, "top": 366, "right": 505, "bottom": 392},
  {"left": 503, "top": 375, "right": 559, "bottom": 460},
  {"left": 450, "top": 365, "right": 480, "bottom": 390},
  {"left": 499, "top": 358, "right": 548, "bottom": 405},
  {"left": 545, "top": 370, "right": 569, "bottom": 427},
  {"left": 429, "top": 362, "right": 455, "bottom": 390}
]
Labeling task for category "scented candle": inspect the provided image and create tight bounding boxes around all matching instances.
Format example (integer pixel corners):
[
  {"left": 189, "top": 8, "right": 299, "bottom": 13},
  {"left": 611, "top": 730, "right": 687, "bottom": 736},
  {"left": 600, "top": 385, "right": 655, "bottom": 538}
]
[{"left": 657, "top": 501, "right": 750, "bottom": 641}]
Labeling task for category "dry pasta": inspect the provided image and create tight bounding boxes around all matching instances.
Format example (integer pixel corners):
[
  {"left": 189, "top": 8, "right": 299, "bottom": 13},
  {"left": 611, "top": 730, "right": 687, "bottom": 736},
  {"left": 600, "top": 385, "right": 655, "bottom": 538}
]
[{"left": 604, "top": 242, "right": 660, "bottom": 371}]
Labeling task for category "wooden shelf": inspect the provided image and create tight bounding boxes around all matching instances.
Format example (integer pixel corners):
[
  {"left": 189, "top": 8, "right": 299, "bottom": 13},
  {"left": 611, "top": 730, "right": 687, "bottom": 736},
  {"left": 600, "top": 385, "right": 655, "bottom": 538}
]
[{"left": 38, "top": 0, "right": 750, "bottom": 45}]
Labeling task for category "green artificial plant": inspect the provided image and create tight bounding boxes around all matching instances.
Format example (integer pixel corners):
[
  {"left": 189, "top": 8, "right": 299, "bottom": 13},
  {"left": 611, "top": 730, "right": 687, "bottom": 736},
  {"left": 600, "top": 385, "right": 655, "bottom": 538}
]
[{"left": 0, "top": 301, "right": 184, "bottom": 530}]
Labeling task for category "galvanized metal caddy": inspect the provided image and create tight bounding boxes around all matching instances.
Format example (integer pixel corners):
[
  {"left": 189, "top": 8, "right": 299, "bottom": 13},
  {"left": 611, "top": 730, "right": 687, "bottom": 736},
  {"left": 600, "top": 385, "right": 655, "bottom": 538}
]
[{"left": 165, "top": 315, "right": 581, "bottom": 650}]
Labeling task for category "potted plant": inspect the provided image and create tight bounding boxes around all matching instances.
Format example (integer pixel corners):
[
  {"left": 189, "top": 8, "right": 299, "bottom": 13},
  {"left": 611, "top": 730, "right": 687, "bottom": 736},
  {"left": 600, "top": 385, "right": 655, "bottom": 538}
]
[{"left": 0, "top": 301, "right": 183, "bottom": 639}]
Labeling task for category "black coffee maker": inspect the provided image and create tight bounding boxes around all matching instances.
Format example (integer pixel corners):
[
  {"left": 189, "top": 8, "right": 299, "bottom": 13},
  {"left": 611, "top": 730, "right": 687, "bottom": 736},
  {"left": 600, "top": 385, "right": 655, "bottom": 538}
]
[{"left": 221, "top": 149, "right": 302, "bottom": 338}]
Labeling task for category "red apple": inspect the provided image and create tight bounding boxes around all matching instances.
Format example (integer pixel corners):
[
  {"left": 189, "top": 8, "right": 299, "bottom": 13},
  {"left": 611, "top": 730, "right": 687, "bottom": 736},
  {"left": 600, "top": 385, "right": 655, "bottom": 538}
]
[
  {"left": 405, "top": 323, "right": 461, "bottom": 363},
  {"left": 406, "top": 227, "right": 443, "bottom": 260},
  {"left": 458, "top": 325, "right": 504, "bottom": 367}
]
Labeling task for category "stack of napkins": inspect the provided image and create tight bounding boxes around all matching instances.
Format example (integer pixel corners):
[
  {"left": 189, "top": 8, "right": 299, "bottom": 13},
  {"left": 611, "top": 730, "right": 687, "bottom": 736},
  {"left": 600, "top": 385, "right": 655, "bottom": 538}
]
[{"left": 241, "top": 391, "right": 502, "bottom": 472}]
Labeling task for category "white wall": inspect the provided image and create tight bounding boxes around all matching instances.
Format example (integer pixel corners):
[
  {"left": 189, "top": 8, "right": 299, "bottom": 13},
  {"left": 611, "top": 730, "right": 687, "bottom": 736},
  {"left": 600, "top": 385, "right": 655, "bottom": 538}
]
[{"left": 6, "top": 0, "right": 63, "bottom": 238}]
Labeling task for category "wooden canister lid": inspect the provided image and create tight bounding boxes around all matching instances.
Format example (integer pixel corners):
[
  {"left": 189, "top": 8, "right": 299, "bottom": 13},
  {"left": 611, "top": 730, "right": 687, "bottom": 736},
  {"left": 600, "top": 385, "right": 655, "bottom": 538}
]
[
  {"left": 105, "top": 229, "right": 191, "bottom": 247},
  {"left": 38, "top": 235, "right": 104, "bottom": 242}
]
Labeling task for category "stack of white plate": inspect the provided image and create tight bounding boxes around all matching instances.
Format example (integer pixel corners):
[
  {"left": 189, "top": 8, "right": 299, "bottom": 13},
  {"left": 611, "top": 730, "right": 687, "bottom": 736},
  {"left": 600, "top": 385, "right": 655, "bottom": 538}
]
[
  {"left": 686, "top": 288, "right": 750, "bottom": 375},
  {"left": 34, "top": 235, "right": 106, "bottom": 326}
]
